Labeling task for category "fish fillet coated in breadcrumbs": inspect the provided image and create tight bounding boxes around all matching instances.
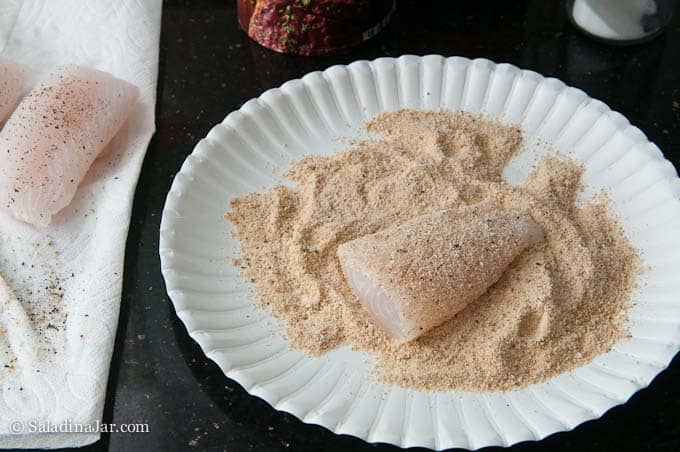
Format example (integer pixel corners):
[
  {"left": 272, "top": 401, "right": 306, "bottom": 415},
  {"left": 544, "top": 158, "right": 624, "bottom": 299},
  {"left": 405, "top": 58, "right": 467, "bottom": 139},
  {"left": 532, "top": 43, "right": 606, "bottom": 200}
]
[
  {"left": 0, "top": 65, "right": 139, "bottom": 226},
  {"left": 337, "top": 208, "right": 545, "bottom": 342}
]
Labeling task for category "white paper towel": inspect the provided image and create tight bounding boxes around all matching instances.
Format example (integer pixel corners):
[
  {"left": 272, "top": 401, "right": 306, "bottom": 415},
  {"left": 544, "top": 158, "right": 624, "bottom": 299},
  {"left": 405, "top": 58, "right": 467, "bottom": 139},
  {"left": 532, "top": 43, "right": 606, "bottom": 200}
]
[{"left": 0, "top": 0, "right": 162, "bottom": 448}]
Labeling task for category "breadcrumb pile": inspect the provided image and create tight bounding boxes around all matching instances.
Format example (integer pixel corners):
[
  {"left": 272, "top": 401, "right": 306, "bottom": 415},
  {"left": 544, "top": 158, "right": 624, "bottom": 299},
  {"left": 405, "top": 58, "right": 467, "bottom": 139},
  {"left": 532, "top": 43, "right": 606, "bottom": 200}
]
[{"left": 226, "top": 110, "right": 640, "bottom": 391}]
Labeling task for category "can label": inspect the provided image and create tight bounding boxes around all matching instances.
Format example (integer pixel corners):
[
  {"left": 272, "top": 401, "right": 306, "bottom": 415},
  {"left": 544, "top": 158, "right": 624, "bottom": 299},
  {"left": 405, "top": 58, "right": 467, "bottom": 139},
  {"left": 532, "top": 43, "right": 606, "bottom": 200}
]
[{"left": 237, "top": 0, "right": 396, "bottom": 56}]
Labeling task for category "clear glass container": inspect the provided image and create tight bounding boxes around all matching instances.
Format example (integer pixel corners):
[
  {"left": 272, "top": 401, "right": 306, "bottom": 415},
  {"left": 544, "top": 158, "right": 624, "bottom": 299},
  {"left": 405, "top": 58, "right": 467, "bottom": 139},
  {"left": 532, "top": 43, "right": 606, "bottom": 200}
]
[{"left": 566, "top": 0, "right": 675, "bottom": 45}]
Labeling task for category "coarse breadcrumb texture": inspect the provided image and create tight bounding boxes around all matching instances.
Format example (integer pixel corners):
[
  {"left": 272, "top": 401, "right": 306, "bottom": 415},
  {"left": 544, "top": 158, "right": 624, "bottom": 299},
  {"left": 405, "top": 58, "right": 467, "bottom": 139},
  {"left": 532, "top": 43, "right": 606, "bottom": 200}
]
[{"left": 226, "top": 109, "right": 640, "bottom": 392}]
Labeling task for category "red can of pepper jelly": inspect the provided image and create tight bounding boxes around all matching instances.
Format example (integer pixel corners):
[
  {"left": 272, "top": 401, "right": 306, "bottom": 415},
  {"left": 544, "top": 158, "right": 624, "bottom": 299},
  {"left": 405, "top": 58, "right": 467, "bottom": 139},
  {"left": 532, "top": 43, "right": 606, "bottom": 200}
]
[{"left": 237, "top": 0, "right": 396, "bottom": 56}]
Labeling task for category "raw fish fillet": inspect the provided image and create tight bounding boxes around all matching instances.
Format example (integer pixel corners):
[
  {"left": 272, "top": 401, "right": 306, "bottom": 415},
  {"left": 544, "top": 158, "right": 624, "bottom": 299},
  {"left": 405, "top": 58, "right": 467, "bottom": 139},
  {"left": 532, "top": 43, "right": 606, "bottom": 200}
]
[
  {"left": 337, "top": 208, "right": 544, "bottom": 342},
  {"left": 0, "top": 273, "right": 37, "bottom": 366},
  {"left": 0, "top": 57, "right": 27, "bottom": 123},
  {"left": 0, "top": 65, "right": 139, "bottom": 226}
]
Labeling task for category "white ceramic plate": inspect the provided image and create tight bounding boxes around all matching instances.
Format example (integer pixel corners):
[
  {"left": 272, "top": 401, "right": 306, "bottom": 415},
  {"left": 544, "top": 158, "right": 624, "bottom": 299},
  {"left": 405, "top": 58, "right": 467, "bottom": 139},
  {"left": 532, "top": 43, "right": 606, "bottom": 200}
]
[{"left": 159, "top": 55, "right": 680, "bottom": 449}]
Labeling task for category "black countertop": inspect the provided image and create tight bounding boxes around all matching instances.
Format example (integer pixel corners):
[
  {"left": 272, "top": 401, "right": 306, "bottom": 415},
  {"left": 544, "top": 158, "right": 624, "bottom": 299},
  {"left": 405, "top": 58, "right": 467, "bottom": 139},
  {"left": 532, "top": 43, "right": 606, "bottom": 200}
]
[{"left": 57, "top": 1, "right": 680, "bottom": 451}]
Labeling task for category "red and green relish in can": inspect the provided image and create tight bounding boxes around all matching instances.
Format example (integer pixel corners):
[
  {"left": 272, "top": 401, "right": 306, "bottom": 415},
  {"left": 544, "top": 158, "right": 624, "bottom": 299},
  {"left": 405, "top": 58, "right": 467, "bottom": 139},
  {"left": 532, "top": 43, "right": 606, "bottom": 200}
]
[{"left": 237, "top": 0, "right": 396, "bottom": 56}]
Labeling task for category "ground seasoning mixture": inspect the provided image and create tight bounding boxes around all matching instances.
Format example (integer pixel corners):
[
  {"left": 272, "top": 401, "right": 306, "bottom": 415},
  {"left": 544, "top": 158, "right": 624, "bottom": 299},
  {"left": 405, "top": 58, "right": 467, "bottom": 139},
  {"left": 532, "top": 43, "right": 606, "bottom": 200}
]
[{"left": 226, "top": 110, "right": 640, "bottom": 391}]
